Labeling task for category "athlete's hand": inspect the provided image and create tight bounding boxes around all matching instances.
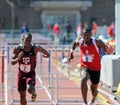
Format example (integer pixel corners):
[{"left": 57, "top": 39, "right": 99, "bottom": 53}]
[
  {"left": 17, "top": 51, "right": 24, "bottom": 61},
  {"left": 68, "top": 52, "right": 74, "bottom": 62},
  {"left": 42, "top": 54, "right": 50, "bottom": 58}
]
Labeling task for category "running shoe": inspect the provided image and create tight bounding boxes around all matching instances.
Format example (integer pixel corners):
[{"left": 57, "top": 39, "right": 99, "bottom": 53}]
[{"left": 31, "top": 93, "right": 37, "bottom": 102}]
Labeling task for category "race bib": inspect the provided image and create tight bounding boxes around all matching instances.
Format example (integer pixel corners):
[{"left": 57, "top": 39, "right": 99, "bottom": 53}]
[
  {"left": 82, "top": 55, "right": 94, "bottom": 62},
  {"left": 20, "top": 64, "right": 31, "bottom": 73}
]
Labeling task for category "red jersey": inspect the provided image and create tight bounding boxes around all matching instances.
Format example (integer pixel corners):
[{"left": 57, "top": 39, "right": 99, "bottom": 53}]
[
  {"left": 18, "top": 44, "right": 36, "bottom": 73},
  {"left": 79, "top": 38, "right": 101, "bottom": 71}
]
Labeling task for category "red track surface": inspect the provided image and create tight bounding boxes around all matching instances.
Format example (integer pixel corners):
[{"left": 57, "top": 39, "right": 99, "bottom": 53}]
[{"left": 0, "top": 47, "right": 120, "bottom": 105}]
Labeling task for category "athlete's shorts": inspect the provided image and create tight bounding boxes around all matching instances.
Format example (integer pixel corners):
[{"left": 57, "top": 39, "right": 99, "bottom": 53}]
[
  {"left": 80, "top": 67, "right": 100, "bottom": 84},
  {"left": 17, "top": 71, "right": 36, "bottom": 92}
]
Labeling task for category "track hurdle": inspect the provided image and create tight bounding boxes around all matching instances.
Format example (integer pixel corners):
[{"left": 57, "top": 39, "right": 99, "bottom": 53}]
[
  {"left": 0, "top": 44, "right": 8, "bottom": 105},
  {"left": 2, "top": 47, "right": 4, "bottom": 102},
  {"left": 0, "top": 45, "right": 5, "bottom": 101},
  {"left": 38, "top": 45, "right": 83, "bottom": 105}
]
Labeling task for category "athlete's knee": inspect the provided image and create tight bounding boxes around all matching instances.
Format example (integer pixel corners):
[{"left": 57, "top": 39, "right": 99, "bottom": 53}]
[
  {"left": 28, "top": 84, "right": 35, "bottom": 94},
  {"left": 20, "top": 91, "right": 26, "bottom": 99},
  {"left": 80, "top": 77, "right": 88, "bottom": 84}
]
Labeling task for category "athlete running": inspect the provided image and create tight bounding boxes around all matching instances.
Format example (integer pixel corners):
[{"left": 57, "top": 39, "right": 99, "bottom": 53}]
[
  {"left": 11, "top": 33, "right": 50, "bottom": 105},
  {"left": 69, "top": 28, "right": 114, "bottom": 105}
]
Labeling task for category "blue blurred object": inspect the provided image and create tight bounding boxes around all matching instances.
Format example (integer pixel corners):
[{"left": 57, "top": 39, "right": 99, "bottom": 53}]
[
  {"left": 20, "top": 22, "right": 29, "bottom": 33},
  {"left": 20, "top": 26, "right": 29, "bottom": 33},
  {"left": 100, "top": 48, "right": 106, "bottom": 58}
]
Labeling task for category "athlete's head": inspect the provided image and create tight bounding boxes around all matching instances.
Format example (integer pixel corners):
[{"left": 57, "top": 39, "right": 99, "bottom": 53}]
[
  {"left": 82, "top": 28, "right": 91, "bottom": 34},
  {"left": 21, "top": 32, "right": 32, "bottom": 46},
  {"left": 82, "top": 28, "right": 92, "bottom": 41}
]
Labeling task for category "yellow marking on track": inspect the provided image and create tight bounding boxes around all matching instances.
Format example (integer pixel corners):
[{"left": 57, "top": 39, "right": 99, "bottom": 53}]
[
  {"left": 117, "top": 83, "right": 120, "bottom": 94},
  {"left": 97, "top": 94, "right": 111, "bottom": 105}
]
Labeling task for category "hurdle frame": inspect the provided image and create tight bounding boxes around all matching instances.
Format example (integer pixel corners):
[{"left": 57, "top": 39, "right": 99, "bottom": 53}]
[{"left": 4, "top": 44, "right": 83, "bottom": 105}]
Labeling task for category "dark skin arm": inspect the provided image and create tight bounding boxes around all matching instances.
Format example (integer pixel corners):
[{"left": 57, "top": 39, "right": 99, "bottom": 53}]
[
  {"left": 69, "top": 36, "right": 82, "bottom": 62},
  {"left": 69, "top": 41, "right": 79, "bottom": 62},
  {"left": 11, "top": 46, "right": 24, "bottom": 65},
  {"left": 96, "top": 39, "right": 114, "bottom": 54},
  {"left": 34, "top": 45, "right": 50, "bottom": 58}
]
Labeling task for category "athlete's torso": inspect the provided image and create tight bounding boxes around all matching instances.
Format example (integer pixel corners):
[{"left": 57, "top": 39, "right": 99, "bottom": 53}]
[
  {"left": 18, "top": 44, "right": 36, "bottom": 73},
  {"left": 79, "top": 38, "right": 101, "bottom": 71}
]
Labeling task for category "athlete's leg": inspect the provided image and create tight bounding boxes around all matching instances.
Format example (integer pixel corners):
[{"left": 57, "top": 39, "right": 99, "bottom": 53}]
[
  {"left": 27, "top": 73, "right": 36, "bottom": 94},
  {"left": 18, "top": 75, "right": 27, "bottom": 105},
  {"left": 88, "top": 70, "right": 100, "bottom": 104},
  {"left": 80, "top": 67, "right": 89, "bottom": 104},
  {"left": 27, "top": 82, "right": 35, "bottom": 94},
  {"left": 27, "top": 73, "right": 37, "bottom": 101},
  {"left": 90, "top": 83, "right": 98, "bottom": 102},
  {"left": 19, "top": 91, "right": 27, "bottom": 105}
]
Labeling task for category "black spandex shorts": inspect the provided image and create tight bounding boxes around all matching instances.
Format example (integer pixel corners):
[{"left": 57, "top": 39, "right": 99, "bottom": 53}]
[{"left": 88, "top": 69, "right": 100, "bottom": 84}]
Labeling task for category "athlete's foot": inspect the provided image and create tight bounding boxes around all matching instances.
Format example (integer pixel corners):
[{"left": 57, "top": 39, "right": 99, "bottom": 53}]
[
  {"left": 88, "top": 91, "right": 98, "bottom": 105},
  {"left": 88, "top": 99, "right": 98, "bottom": 105},
  {"left": 92, "top": 90, "right": 98, "bottom": 102},
  {"left": 83, "top": 102, "right": 88, "bottom": 105},
  {"left": 88, "top": 99, "right": 94, "bottom": 105},
  {"left": 31, "top": 93, "right": 37, "bottom": 102}
]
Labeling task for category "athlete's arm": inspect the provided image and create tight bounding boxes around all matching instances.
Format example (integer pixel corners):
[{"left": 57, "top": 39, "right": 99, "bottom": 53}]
[
  {"left": 96, "top": 39, "right": 114, "bottom": 54},
  {"left": 11, "top": 46, "right": 24, "bottom": 65},
  {"left": 35, "top": 45, "right": 50, "bottom": 58},
  {"left": 69, "top": 39, "right": 79, "bottom": 62}
]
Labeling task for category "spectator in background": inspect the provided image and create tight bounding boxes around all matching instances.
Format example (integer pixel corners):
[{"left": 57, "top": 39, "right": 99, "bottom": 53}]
[
  {"left": 47, "top": 24, "right": 52, "bottom": 30},
  {"left": 76, "top": 22, "right": 82, "bottom": 38},
  {"left": 107, "top": 22, "right": 115, "bottom": 38},
  {"left": 53, "top": 23, "right": 60, "bottom": 44},
  {"left": 100, "top": 19, "right": 108, "bottom": 36},
  {"left": 83, "top": 22, "right": 89, "bottom": 29},
  {"left": 64, "top": 21, "right": 72, "bottom": 44},
  {"left": 92, "top": 21, "right": 98, "bottom": 36},
  {"left": 20, "top": 22, "right": 29, "bottom": 34}
]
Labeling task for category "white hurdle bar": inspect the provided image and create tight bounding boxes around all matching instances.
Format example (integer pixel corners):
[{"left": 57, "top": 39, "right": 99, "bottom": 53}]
[{"left": 5, "top": 44, "right": 82, "bottom": 105}]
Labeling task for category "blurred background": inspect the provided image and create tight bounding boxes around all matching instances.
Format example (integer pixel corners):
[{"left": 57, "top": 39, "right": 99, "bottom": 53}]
[
  {"left": 0, "top": 0, "right": 115, "bottom": 45},
  {"left": 1, "top": 1, "right": 120, "bottom": 104}
]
